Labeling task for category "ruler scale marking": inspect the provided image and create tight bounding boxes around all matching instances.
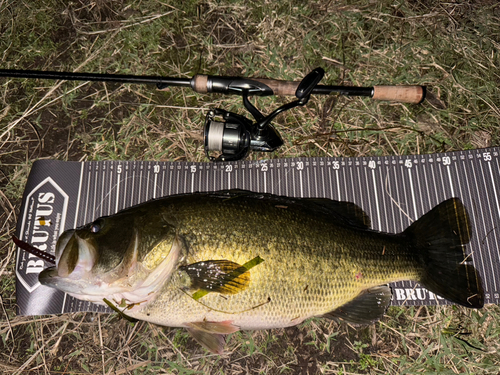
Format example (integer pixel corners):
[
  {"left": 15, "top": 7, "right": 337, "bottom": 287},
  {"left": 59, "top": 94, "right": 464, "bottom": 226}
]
[
  {"left": 93, "top": 166, "right": 98, "bottom": 221},
  {"left": 462, "top": 151, "right": 487, "bottom": 293},
  {"left": 107, "top": 163, "right": 113, "bottom": 215},
  {"left": 487, "top": 160, "right": 500, "bottom": 223},
  {"left": 83, "top": 165, "right": 91, "bottom": 227},
  {"left": 394, "top": 158, "right": 405, "bottom": 231},
  {"left": 469, "top": 159, "right": 493, "bottom": 292},
  {"left": 320, "top": 162, "right": 325, "bottom": 199},
  {"left": 479, "top": 156, "right": 500, "bottom": 292},
  {"left": 377, "top": 167, "right": 389, "bottom": 233},
  {"left": 130, "top": 163, "right": 135, "bottom": 207},
  {"left": 407, "top": 161, "right": 418, "bottom": 221},
  {"left": 100, "top": 165, "right": 105, "bottom": 217},
  {"left": 370, "top": 167, "right": 381, "bottom": 230},
  {"left": 299, "top": 167, "right": 303, "bottom": 198}
]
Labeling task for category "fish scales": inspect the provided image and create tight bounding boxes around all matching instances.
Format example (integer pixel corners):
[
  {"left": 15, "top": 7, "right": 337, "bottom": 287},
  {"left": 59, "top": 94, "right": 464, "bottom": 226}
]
[{"left": 133, "top": 194, "right": 420, "bottom": 329}]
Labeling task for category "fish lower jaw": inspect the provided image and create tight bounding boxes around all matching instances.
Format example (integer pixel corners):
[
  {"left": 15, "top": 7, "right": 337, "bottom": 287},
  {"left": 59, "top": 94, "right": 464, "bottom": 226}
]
[{"left": 65, "top": 282, "right": 161, "bottom": 310}]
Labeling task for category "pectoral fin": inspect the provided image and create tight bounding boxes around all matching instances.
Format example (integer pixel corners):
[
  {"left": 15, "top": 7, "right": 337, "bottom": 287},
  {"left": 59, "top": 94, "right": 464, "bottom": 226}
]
[
  {"left": 180, "top": 256, "right": 264, "bottom": 300},
  {"left": 324, "top": 285, "right": 392, "bottom": 325},
  {"left": 185, "top": 321, "right": 239, "bottom": 354}
]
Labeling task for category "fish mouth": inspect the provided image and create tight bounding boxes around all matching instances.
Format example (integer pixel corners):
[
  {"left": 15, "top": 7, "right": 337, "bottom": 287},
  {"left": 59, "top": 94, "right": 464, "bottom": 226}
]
[
  {"left": 55, "top": 230, "right": 96, "bottom": 278},
  {"left": 39, "top": 231, "right": 99, "bottom": 296},
  {"left": 39, "top": 265, "right": 92, "bottom": 293},
  {"left": 54, "top": 229, "right": 75, "bottom": 265}
]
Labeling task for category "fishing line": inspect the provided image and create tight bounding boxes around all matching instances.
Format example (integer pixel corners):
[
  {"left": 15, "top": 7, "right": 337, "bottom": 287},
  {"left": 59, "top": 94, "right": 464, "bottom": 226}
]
[{"left": 179, "top": 288, "right": 271, "bottom": 315}]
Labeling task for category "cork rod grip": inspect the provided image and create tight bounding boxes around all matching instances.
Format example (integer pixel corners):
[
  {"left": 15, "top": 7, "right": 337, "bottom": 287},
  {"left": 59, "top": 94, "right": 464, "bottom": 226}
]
[
  {"left": 192, "top": 74, "right": 209, "bottom": 93},
  {"left": 372, "top": 85, "right": 425, "bottom": 104}
]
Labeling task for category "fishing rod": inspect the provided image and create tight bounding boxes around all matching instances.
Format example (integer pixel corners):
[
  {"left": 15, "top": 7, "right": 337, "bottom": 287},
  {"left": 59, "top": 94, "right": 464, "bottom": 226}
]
[
  {"left": 0, "top": 68, "right": 426, "bottom": 161},
  {"left": 0, "top": 68, "right": 426, "bottom": 102}
]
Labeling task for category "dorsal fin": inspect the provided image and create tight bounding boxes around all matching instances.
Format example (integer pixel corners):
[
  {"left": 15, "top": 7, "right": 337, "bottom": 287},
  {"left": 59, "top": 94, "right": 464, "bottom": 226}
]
[
  {"left": 304, "top": 198, "right": 371, "bottom": 229},
  {"left": 207, "top": 189, "right": 371, "bottom": 229}
]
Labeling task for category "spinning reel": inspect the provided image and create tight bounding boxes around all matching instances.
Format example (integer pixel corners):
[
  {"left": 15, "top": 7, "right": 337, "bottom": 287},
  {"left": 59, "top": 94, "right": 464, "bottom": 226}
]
[{"left": 204, "top": 68, "right": 325, "bottom": 161}]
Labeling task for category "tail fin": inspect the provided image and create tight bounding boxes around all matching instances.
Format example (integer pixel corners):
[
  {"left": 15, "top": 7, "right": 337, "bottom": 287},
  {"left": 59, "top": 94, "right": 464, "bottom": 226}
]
[{"left": 404, "top": 198, "right": 484, "bottom": 308}]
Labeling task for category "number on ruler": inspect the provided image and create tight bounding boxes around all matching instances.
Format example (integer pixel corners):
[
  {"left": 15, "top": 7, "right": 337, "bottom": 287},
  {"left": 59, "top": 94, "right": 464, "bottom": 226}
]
[
  {"left": 368, "top": 160, "right": 376, "bottom": 170},
  {"left": 261, "top": 163, "right": 268, "bottom": 172},
  {"left": 190, "top": 165, "right": 197, "bottom": 173},
  {"left": 332, "top": 161, "right": 340, "bottom": 170},
  {"left": 153, "top": 165, "right": 160, "bottom": 173},
  {"left": 442, "top": 156, "right": 451, "bottom": 166},
  {"left": 297, "top": 161, "right": 304, "bottom": 170},
  {"left": 117, "top": 164, "right": 122, "bottom": 174},
  {"left": 405, "top": 159, "right": 412, "bottom": 168},
  {"left": 483, "top": 152, "right": 492, "bottom": 162},
  {"left": 225, "top": 165, "right": 232, "bottom": 173}
]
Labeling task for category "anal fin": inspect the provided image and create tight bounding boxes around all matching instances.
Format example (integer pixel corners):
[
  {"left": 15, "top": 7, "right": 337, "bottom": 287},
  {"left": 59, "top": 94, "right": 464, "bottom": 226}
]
[
  {"left": 186, "top": 320, "right": 239, "bottom": 334},
  {"left": 324, "top": 285, "right": 392, "bottom": 325},
  {"left": 186, "top": 328, "right": 225, "bottom": 354}
]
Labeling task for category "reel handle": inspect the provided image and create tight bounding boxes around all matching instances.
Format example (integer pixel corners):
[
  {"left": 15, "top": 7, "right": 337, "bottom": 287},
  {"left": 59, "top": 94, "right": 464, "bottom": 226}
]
[{"left": 295, "top": 68, "right": 325, "bottom": 100}]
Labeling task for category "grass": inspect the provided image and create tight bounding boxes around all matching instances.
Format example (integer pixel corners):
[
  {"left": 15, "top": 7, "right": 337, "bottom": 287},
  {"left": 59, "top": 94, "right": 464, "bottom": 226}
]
[{"left": 1, "top": 0, "right": 500, "bottom": 374}]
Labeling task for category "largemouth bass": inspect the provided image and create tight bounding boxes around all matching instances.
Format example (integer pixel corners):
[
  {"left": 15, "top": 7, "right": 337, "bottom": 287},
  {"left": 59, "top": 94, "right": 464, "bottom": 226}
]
[{"left": 36, "top": 190, "right": 483, "bottom": 353}]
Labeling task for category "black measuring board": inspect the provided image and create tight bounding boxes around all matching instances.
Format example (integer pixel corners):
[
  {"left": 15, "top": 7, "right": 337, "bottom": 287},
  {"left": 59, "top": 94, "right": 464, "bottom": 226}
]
[{"left": 16, "top": 148, "right": 500, "bottom": 315}]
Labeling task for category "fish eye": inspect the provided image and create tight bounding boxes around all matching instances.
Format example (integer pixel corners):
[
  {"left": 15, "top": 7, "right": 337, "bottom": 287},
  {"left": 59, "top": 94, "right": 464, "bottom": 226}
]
[{"left": 90, "top": 219, "right": 103, "bottom": 233}]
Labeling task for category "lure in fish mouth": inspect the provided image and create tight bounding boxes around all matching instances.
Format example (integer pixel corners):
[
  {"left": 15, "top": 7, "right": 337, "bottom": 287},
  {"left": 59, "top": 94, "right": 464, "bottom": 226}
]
[{"left": 14, "top": 190, "right": 485, "bottom": 354}]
